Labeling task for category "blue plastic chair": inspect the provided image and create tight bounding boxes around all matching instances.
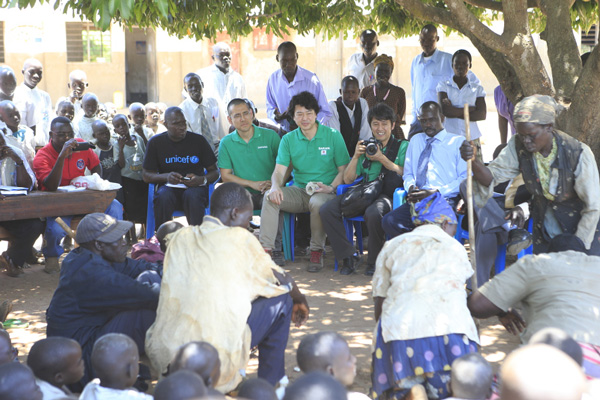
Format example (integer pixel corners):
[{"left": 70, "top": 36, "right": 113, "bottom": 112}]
[
  {"left": 146, "top": 181, "right": 215, "bottom": 239},
  {"left": 333, "top": 178, "right": 364, "bottom": 271}
]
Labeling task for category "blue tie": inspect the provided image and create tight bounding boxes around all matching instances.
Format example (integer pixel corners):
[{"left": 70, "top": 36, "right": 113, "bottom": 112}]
[{"left": 415, "top": 137, "right": 435, "bottom": 188}]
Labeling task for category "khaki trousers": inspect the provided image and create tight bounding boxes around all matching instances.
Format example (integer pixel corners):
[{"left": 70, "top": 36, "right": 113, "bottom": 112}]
[{"left": 259, "top": 186, "right": 336, "bottom": 251}]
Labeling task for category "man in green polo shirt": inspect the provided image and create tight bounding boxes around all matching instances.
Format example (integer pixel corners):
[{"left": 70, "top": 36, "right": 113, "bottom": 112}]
[
  {"left": 219, "top": 98, "right": 284, "bottom": 265},
  {"left": 260, "top": 91, "right": 350, "bottom": 272}
]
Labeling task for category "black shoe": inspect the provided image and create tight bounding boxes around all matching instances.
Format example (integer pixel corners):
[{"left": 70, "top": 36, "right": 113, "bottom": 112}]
[
  {"left": 340, "top": 254, "right": 362, "bottom": 275},
  {"left": 271, "top": 250, "right": 285, "bottom": 267},
  {"left": 507, "top": 228, "right": 533, "bottom": 256},
  {"left": 364, "top": 264, "right": 375, "bottom": 276}
]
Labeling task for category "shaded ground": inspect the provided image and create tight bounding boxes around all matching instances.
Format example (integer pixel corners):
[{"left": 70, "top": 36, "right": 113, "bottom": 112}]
[{"left": 1, "top": 240, "right": 519, "bottom": 397}]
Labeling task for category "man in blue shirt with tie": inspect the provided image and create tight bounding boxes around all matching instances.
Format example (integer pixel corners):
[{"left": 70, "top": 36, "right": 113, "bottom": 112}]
[{"left": 382, "top": 101, "right": 466, "bottom": 238}]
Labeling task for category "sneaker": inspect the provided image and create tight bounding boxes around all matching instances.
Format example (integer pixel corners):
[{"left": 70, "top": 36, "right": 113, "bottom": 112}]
[
  {"left": 364, "top": 264, "right": 376, "bottom": 276},
  {"left": 44, "top": 257, "right": 60, "bottom": 274},
  {"left": 340, "top": 254, "right": 362, "bottom": 275},
  {"left": 306, "top": 250, "right": 323, "bottom": 272},
  {"left": 294, "top": 245, "right": 309, "bottom": 257},
  {"left": 271, "top": 250, "right": 285, "bottom": 267},
  {"left": 506, "top": 228, "right": 533, "bottom": 256}
]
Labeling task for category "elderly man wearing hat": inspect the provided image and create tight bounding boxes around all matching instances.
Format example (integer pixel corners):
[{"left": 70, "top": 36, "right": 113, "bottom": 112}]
[
  {"left": 371, "top": 192, "right": 479, "bottom": 399},
  {"left": 461, "top": 94, "right": 600, "bottom": 255},
  {"left": 45, "top": 213, "right": 161, "bottom": 389}
]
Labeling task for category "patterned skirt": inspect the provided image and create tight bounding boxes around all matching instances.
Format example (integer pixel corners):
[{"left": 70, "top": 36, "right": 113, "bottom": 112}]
[{"left": 371, "top": 321, "right": 478, "bottom": 399}]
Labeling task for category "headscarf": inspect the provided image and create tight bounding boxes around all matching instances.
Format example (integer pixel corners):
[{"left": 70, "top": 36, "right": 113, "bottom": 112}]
[
  {"left": 412, "top": 191, "right": 458, "bottom": 226},
  {"left": 512, "top": 95, "right": 559, "bottom": 125},
  {"left": 373, "top": 54, "right": 394, "bottom": 70}
]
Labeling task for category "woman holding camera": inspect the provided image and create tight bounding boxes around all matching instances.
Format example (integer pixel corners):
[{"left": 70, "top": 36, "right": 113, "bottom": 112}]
[
  {"left": 360, "top": 55, "right": 406, "bottom": 140},
  {"left": 320, "top": 103, "right": 408, "bottom": 276}
]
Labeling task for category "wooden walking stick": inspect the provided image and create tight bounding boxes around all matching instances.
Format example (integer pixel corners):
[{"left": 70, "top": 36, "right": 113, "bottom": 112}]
[{"left": 464, "top": 104, "right": 478, "bottom": 290}]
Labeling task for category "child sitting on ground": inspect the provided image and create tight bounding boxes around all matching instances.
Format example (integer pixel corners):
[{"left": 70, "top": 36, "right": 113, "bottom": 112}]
[
  {"left": 283, "top": 372, "right": 347, "bottom": 400},
  {"left": 128, "top": 103, "right": 154, "bottom": 145},
  {"left": 112, "top": 114, "right": 147, "bottom": 224},
  {"left": 79, "top": 333, "right": 151, "bottom": 400},
  {"left": 297, "top": 332, "right": 367, "bottom": 400},
  {"left": 238, "top": 378, "right": 278, "bottom": 400},
  {"left": 92, "top": 120, "right": 123, "bottom": 203},
  {"left": 0, "top": 100, "right": 36, "bottom": 164},
  {"left": 75, "top": 93, "right": 99, "bottom": 143},
  {"left": 0, "top": 362, "right": 43, "bottom": 400},
  {"left": 153, "top": 370, "right": 207, "bottom": 400},
  {"left": 27, "top": 337, "right": 85, "bottom": 399},
  {"left": 144, "top": 102, "right": 166, "bottom": 136},
  {"left": 168, "top": 341, "right": 221, "bottom": 396},
  {"left": 447, "top": 353, "right": 493, "bottom": 400},
  {"left": 0, "top": 328, "right": 17, "bottom": 365}
]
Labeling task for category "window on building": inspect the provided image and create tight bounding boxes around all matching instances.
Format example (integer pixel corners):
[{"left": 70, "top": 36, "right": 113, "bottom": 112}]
[
  {"left": 66, "top": 22, "right": 111, "bottom": 63},
  {"left": 0, "top": 21, "right": 5, "bottom": 63},
  {"left": 581, "top": 24, "right": 598, "bottom": 54}
]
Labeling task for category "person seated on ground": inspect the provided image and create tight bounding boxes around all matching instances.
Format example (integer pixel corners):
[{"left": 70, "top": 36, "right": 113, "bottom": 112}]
[
  {"left": 446, "top": 353, "right": 493, "bottom": 400},
  {"left": 0, "top": 134, "right": 44, "bottom": 277},
  {"left": 144, "top": 102, "right": 166, "bottom": 136},
  {"left": 325, "top": 76, "right": 371, "bottom": 157},
  {"left": 500, "top": 344, "right": 586, "bottom": 400},
  {"left": 528, "top": 328, "right": 583, "bottom": 367},
  {"left": 13, "top": 58, "right": 52, "bottom": 147},
  {"left": 75, "top": 93, "right": 99, "bottom": 143},
  {"left": 92, "top": 120, "right": 123, "bottom": 202},
  {"left": 0, "top": 328, "right": 17, "bottom": 365},
  {"left": 467, "top": 233, "right": 600, "bottom": 379},
  {"left": 0, "top": 66, "right": 17, "bottom": 103},
  {"left": 259, "top": 91, "right": 350, "bottom": 272},
  {"left": 46, "top": 213, "right": 160, "bottom": 389},
  {"left": 168, "top": 341, "right": 221, "bottom": 396},
  {"left": 283, "top": 372, "right": 347, "bottom": 400},
  {"left": 155, "top": 220, "right": 184, "bottom": 254},
  {"left": 146, "top": 182, "right": 309, "bottom": 393},
  {"left": 297, "top": 332, "right": 369, "bottom": 400},
  {"left": 360, "top": 55, "right": 406, "bottom": 139},
  {"left": 27, "top": 337, "right": 84, "bottom": 399},
  {"left": 128, "top": 103, "right": 154, "bottom": 145},
  {"left": 460, "top": 144, "right": 532, "bottom": 288},
  {"left": 382, "top": 101, "right": 466, "bottom": 239},
  {"left": 372, "top": 192, "right": 478, "bottom": 399},
  {"left": 437, "top": 49, "right": 486, "bottom": 159},
  {"left": 0, "top": 100, "right": 36, "bottom": 165},
  {"left": 219, "top": 97, "right": 285, "bottom": 265},
  {"left": 55, "top": 101, "right": 75, "bottom": 123},
  {"left": 33, "top": 116, "right": 123, "bottom": 273},
  {"left": 142, "top": 106, "right": 219, "bottom": 230},
  {"left": 0, "top": 363, "right": 43, "bottom": 400},
  {"left": 153, "top": 370, "right": 207, "bottom": 400},
  {"left": 321, "top": 102, "right": 408, "bottom": 276},
  {"left": 238, "top": 378, "right": 277, "bottom": 400},
  {"left": 112, "top": 114, "right": 147, "bottom": 224},
  {"left": 461, "top": 95, "right": 600, "bottom": 255},
  {"left": 79, "top": 334, "right": 152, "bottom": 400},
  {"left": 347, "top": 29, "right": 379, "bottom": 90},
  {"left": 55, "top": 70, "right": 87, "bottom": 119},
  {"left": 179, "top": 72, "right": 225, "bottom": 155}
]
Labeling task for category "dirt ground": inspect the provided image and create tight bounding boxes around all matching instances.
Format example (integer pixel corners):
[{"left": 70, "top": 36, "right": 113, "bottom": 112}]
[{"left": 1, "top": 233, "right": 519, "bottom": 397}]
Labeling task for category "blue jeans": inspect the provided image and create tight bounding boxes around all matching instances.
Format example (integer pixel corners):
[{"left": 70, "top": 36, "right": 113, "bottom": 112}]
[
  {"left": 246, "top": 294, "right": 293, "bottom": 385},
  {"left": 43, "top": 199, "right": 123, "bottom": 257},
  {"left": 154, "top": 185, "right": 208, "bottom": 227}
]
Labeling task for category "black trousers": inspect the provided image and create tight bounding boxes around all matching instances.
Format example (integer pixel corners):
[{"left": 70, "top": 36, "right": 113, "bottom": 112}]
[{"left": 0, "top": 219, "right": 45, "bottom": 267}]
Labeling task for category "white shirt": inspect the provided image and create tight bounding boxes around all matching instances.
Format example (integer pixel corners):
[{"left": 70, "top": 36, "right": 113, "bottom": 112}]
[
  {"left": 13, "top": 84, "right": 53, "bottom": 146},
  {"left": 436, "top": 78, "right": 486, "bottom": 140},
  {"left": 80, "top": 380, "right": 153, "bottom": 400},
  {"left": 325, "top": 98, "right": 371, "bottom": 143},
  {"left": 179, "top": 97, "right": 226, "bottom": 150},
  {"left": 2, "top": 125, "right": 36, "bottom": 165},
  {"left": 373, "top": 224, "right": 479, "bottom": 344},
  {"left": 0, "top": 144, "right": 35, "bottom": 190},
  {"left": 347, "top": 53, "right": 376, "bottom": 89},
  {"left": 75, "top": 116, "right": 97, "bottom": 142},
  {"left": 197, "top": 64, "right": 247, "bottom": 106},
  {"left": 36, "top": 379, "right": 70, "bottom": 400}
]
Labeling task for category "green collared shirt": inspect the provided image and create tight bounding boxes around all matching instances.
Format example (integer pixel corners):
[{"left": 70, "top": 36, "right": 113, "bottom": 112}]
[
  {"left": 218, "top": 125, "right": 281, "bottom": 193},
  {"left": 356, "top": 140, "right": 409, "bottom": 182}
]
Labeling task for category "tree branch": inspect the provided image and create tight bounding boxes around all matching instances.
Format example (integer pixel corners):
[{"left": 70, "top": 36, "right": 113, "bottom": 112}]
[
  {"left": 394, "top": 0, "right": 457, "bottom": 29},
  {"left": 462, "top": 0, "right": 503, "bottom": 11},
  {"left": 539, "top": 0, "right": 580, "bottom": 101}
]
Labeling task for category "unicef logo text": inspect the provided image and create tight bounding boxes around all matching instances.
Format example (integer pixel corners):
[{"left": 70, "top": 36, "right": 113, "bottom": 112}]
[
  {"left": 190, "top": 156, "right": 199, "bottom": 164},
  {"left": 165, "top": 155, "right": 200, "bottom": 164}
]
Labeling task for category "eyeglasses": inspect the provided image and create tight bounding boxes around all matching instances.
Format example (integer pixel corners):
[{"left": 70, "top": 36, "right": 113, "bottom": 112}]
[{"left": 231, "top": 111, "right": 252, "bottom": 121}]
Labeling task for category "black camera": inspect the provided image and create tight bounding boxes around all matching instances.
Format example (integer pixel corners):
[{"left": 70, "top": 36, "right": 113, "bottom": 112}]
[
  {"left": 74, "top": 142, "right": 96, "bottom": 152},
  {"left": 363, "top": 138, "right": 381, "bottom": 156}
]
